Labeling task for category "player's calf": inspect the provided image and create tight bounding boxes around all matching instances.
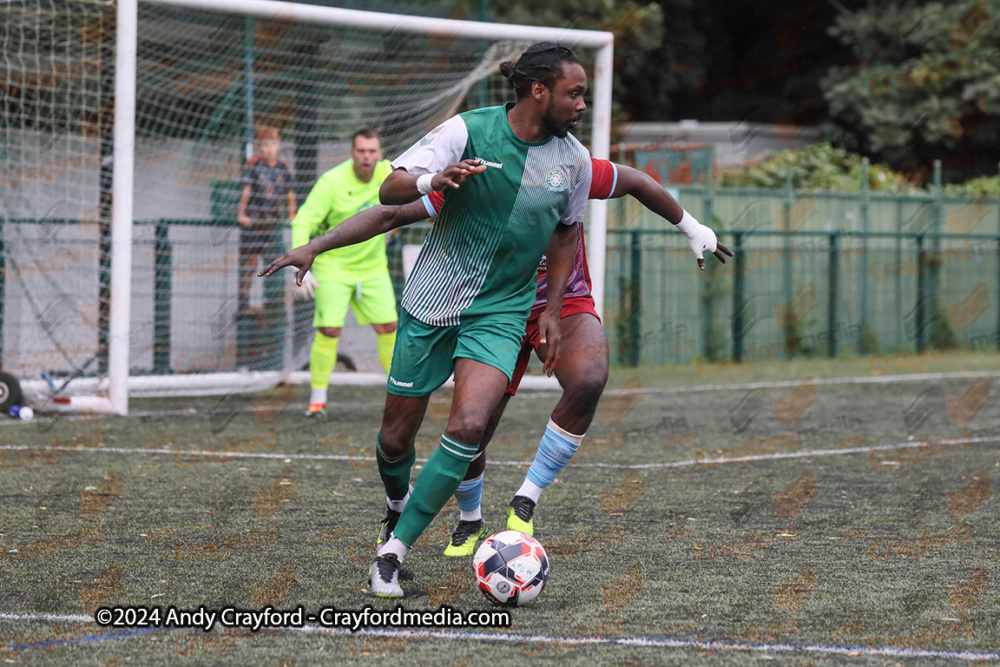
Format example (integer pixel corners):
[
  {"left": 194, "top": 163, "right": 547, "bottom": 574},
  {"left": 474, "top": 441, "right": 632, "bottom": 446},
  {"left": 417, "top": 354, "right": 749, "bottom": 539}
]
[
  {"left": 508, "top": 418, "right": 585, "bottom": 536},
  {"left": 445, "top": 470, "right": 486, "bottom": 556}
]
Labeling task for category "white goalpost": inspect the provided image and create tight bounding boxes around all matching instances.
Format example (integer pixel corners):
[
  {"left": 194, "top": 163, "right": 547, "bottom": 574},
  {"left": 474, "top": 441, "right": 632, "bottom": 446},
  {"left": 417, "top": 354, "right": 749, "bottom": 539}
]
[{"left": 1, "top": 0, "right": 613, "bottom": 416}]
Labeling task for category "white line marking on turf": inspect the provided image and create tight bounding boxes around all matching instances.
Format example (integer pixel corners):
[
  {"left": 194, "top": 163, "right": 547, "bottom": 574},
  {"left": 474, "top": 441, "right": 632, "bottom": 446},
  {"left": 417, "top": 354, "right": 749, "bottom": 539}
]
[
  {"left": 0, "top": 435, "right": 996, "bottom": 469},
  {"left": 295, "top": 626, "right": 1000, "bottom": 661},
  {"left": 0, "top": 612, "right": 94, "bottom": 623},
  {"left": 641, "top": 370, "right": 1000, "bottom": 394},
  {"left": 0, "top": 613, "right": 996, "bottom": 661}
]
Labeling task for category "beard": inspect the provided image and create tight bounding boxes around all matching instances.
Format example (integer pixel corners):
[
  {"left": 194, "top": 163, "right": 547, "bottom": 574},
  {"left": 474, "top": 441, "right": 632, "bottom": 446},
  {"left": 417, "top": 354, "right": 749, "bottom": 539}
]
[{"left": 541, "top": 99, "right": 572, "bottom": 139}]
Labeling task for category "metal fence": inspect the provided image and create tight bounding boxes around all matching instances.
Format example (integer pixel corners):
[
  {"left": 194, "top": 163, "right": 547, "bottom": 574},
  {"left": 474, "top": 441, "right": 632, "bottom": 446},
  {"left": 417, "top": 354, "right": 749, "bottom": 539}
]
[
  {"left": 605, "top": 164, "right": 1000, "bottom": 368},
  {"left": 4, "top": 165, "right": 998, "bottom": 378}
]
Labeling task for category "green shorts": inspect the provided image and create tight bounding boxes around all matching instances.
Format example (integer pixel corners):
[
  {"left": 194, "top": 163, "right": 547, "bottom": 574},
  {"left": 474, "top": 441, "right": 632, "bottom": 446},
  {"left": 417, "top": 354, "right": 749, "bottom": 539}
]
[
  {"left": 312, "top": 270, "right": 398, "bottom": 329},
  {"left": 386, "top": 308, "right": 527, "bottom": 397}
]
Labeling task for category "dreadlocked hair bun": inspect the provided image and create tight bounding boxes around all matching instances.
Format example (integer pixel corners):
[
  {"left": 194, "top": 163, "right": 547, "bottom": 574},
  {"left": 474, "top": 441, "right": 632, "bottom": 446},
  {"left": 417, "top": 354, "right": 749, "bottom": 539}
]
[{"left": 498, "top": 61, "right": 517, "bottom": 79}]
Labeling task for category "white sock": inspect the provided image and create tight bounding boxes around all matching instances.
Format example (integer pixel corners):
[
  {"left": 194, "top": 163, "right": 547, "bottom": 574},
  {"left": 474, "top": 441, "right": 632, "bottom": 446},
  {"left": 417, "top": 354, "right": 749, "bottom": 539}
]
[
  {"left": 515, "top": 479, "right": 545, "bottom": 503},
  {"left": 310, "top": 387, "right": 327, "bottom": 405},
  {"left": 386, "top": 486, "right": 412, "bottom": 513},
  {"left": 460, "top": 507, "right": 482, "bottom": 522},
  {"left": 378, "top": 535, "right": 408, "bottom": 561}
]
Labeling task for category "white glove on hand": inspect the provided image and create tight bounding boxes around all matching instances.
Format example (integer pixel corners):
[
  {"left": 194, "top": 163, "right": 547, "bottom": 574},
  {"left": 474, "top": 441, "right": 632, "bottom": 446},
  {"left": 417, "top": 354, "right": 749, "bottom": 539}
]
[
  {"left": 295, "top": 270, "right": 319, "bottom": 301},
  {"left": 675, "top": 210, "right": 718, "bottom": 260}
]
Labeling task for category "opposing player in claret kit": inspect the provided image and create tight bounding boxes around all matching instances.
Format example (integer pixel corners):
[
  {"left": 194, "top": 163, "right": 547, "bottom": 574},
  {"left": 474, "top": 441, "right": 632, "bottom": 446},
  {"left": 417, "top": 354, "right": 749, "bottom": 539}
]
[{"left": 261, "top": 42, "right": 731, "bottom": 596}]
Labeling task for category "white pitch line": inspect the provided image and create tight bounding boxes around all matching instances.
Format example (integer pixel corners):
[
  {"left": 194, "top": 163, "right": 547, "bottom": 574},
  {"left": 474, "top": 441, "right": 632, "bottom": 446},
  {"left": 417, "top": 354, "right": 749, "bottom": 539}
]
[
  {"left": 0, "top": 435, "right": 997, "bottom": 470},
  {"left": 0, "top": 612, "right": 94, "bottom": 623},
  {"left": 0, "top": 613, "right": 996, "bottom": 662},
  {"left": 637, "top": 370, "right": 1000, "bottom": 394},
  {"left": 0, "top": 405, "right": 379, "bottom": 430},
  {"left": 569, "top": 435, "right": 1000, "bottom": 469},
  {"left": 294, "top": 625, "right": 1000, "bottom": 662}
]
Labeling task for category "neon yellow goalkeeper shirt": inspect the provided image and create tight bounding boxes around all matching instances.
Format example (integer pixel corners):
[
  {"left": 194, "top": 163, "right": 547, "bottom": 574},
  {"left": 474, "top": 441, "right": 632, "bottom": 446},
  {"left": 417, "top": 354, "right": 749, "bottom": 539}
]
[{"left": 291, "top": 158, "right": 393, "bottom": 277}]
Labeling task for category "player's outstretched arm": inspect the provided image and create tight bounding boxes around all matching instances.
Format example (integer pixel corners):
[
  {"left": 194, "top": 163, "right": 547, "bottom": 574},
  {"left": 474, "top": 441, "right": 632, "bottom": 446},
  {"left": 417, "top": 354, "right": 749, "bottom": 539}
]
[
  {"left": 258, "top": 199, "right": 429, "bottom": 284},
  {"left": 378, "top": 160, "right": 487, "bottom": 205},
  {"left": 613, "top": 164, "right": 734, "bottom": 271},
  {"left": 537, "top": 222, "right": 579, "bottom": 377}
]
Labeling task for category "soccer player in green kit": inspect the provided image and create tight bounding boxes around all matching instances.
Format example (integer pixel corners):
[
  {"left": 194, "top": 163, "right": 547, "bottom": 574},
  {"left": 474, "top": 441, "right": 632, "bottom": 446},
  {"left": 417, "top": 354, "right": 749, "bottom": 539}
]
[
  {"left": 362, "top": 42, "right": 597, "bottom": 597},
  {"left": 291, "top": 128, "right": 398, "bottom": 418},
  {"left": 262, "top": 42, "right": 634, "bottom": 597}
]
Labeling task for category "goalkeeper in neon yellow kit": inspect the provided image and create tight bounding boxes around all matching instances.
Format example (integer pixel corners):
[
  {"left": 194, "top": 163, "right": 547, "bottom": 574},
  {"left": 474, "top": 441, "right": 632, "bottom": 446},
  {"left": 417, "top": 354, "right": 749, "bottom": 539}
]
[{"left": 292, "top": 128, "right": 398, "bottom": 418}]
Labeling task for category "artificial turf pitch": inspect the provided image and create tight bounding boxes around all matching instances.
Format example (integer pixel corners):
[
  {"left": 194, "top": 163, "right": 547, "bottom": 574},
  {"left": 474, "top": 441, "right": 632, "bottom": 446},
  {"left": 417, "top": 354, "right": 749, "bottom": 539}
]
[{"left": 0, "top": 354, "right": 998, "bottom": 665}]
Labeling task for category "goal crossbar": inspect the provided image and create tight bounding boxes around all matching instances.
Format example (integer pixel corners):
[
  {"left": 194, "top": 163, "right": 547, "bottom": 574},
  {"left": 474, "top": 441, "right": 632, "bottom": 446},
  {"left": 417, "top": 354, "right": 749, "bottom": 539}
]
[{"left": 146, "top": 0, "right": 614, "bottom": 46}]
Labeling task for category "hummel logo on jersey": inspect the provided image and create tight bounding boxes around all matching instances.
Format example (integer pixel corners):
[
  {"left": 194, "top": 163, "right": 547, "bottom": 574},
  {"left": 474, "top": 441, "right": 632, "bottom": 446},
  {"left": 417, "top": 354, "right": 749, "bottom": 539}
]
[
  {"left": 389, "top": 377, "right": 414, "bottom": 388},
  {"left": 475, "top": 157, "right": 503, "bottom": 169}
]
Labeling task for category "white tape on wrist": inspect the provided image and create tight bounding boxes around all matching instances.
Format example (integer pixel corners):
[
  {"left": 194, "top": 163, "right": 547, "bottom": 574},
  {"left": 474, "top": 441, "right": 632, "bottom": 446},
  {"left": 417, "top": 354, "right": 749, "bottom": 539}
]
[
  {"left": 675, "top": 210, "right": 717, "bottom": 259},
  {"left": 675, "top": 210, "right": 699, "bottom": 237},
  {"left": 416, "top": 173, "right": 436, "bottom": 195}
]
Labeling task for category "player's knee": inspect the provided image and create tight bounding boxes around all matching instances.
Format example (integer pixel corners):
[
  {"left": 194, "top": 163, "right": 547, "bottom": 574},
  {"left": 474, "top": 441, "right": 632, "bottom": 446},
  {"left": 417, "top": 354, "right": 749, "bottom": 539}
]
[
  {"left": 377, "top": 430, "right": 413, "bottom": 460},
  {"left": 568, "top": 372, "right": 608, "bottom": 409},
  {"left": 445, "top": 413, "right": 489, "bottom": 449},
  {"left": 317, "top": 327, "right": 341, "bottom": 338}
]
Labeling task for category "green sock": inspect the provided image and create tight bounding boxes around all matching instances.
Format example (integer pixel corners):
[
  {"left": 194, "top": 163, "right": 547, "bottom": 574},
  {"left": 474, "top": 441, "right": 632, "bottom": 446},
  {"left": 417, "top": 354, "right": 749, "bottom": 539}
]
[
  {"left": 376, "top": 431, "right": 416, "bottom": 502},
  {"left": 376, "top": 330, "right": 396, "bottom": 377},
  {"left": 310, "top": 331, "right": 338, "bottom": 392},
  {"left": 394, "top": 434, "right": 476, "bottom": 546}
]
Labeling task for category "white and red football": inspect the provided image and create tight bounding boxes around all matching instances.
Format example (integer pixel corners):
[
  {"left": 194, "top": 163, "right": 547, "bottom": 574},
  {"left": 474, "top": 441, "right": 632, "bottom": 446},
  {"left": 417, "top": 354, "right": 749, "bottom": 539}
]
[{"left": 473, "top": 530, "right": 549, "bottom": 607}]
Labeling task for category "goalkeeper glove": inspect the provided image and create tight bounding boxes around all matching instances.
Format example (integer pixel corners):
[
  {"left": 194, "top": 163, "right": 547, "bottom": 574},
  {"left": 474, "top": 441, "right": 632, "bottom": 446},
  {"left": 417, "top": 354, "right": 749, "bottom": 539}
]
[
  {"left": 295, "top": 270, "right": 319, "bottom": 301},
  {"left": 675, "top": 210, "right": 718, "bottom": 260}
]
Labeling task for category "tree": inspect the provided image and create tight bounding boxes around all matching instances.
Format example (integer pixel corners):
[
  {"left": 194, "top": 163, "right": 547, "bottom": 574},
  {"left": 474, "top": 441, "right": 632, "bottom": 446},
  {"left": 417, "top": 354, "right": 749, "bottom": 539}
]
[{"left": 820, "top": 0, "right": 1000, "bottom": 184}]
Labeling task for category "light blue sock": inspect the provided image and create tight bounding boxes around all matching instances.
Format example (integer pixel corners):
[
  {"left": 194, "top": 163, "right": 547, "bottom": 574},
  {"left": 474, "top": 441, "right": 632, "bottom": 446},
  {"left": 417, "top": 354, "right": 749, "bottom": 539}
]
[
  {"left": 525, "top": 419, "right": 585, "bottom": 492},
  {"left": 455, "top": 472, "right": 484, "bottom": 522}
]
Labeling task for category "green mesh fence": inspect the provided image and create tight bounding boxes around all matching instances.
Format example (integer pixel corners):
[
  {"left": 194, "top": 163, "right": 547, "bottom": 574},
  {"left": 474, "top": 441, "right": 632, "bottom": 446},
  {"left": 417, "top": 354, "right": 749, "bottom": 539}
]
[{"left": 606, "top": 185, "right": 1000, "bottom": 369}]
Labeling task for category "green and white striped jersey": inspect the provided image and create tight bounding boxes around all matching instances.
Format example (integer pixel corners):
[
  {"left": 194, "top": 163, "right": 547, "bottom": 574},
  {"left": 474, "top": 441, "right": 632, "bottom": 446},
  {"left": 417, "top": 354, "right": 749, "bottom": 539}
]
[{"left": 391, "top": 103, "right": 592, "bottom": 326}]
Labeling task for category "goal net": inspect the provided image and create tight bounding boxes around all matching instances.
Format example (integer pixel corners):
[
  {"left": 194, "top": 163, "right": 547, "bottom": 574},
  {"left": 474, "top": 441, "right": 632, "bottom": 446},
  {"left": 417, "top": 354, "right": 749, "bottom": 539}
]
[{"left": 0, "top": 0, "right": 612, "bottom": 414}]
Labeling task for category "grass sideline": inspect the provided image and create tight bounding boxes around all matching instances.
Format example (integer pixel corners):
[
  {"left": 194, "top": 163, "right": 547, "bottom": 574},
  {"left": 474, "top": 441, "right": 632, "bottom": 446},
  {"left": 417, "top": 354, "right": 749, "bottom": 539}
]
[{"left": 0, "top": 354, "right": 998, "bottom": 665}]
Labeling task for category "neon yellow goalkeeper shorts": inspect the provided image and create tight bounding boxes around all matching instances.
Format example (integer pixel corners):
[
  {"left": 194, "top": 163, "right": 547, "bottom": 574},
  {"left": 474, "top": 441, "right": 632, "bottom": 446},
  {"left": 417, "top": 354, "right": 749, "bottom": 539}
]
[{"left": 312, "top": 270, "right": 399, "bottom": 328}]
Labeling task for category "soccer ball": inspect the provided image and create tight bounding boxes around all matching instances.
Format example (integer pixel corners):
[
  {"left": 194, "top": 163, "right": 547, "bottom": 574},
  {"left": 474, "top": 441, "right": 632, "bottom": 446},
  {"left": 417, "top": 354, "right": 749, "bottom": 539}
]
[{"left": 473, "top": 530, "right": 549, "bottom": 607}]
